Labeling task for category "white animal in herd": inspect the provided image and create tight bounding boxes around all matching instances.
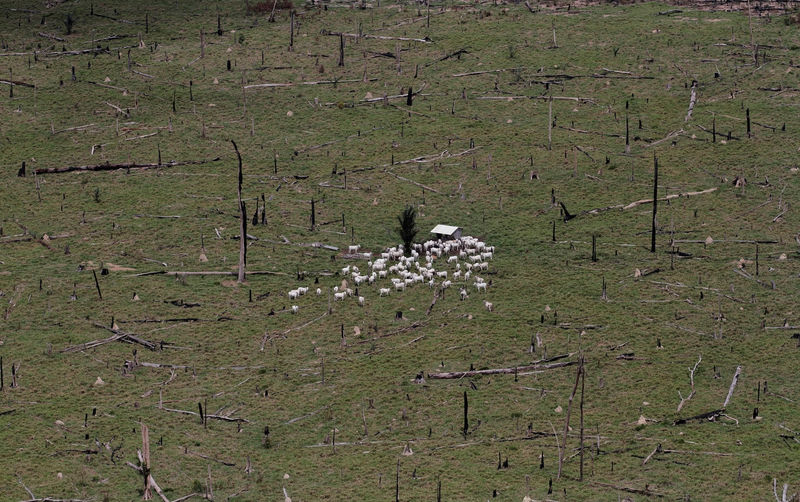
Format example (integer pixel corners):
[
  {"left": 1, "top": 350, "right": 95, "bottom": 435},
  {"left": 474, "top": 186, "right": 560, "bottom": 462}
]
[
  {"left": 484, "top": 300, "right": 493, "bottom": 312},
  {"left": 281, "top": 235, "right": 495, "bottom": 308}
]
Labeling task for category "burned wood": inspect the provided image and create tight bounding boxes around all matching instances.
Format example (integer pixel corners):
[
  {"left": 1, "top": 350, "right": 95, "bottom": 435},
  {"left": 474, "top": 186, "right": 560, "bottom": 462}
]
[
  {"left": 673, "top": 408, "right": 725, "bottom": 425},
  {"left": 424, "top": 48, "right": 469, "bottom": 67},
  {"left": 34, "top": 157, "right": 221, "bottom": 175}
]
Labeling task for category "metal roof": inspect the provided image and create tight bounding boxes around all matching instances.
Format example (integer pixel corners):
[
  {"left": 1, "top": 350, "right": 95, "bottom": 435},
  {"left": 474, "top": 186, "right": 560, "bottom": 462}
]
[{"left": 430, "top": 224, "right": 461, "bottom": 235}]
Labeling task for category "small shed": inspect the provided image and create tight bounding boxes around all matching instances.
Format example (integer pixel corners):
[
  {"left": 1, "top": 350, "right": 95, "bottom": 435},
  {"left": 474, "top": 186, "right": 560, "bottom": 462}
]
[{"left": 430, "top": 224, "right": 462, "bottom": 240}]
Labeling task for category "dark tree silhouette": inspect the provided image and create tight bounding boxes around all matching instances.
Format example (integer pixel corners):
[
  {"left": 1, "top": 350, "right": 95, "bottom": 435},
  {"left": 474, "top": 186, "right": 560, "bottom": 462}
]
[{"left": 397, "top": 205, "right": 418, "bottom": 256}]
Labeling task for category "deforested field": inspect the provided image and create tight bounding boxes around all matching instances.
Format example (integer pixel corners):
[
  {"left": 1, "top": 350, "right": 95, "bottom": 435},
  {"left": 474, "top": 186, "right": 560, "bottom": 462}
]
[{"left": 2, "top": 0, "right": 800, "bottom": 500}]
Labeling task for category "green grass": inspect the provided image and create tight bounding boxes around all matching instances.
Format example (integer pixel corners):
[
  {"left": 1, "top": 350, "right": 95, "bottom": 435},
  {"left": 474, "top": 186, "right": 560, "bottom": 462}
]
[{"left": 1, "top": 0, "right": 800, "bottom": 500}]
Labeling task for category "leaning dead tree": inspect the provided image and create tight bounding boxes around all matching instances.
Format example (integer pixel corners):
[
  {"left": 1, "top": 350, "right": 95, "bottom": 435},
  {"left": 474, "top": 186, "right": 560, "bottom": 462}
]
[{"left": 231, "top": 140, "right": 247, "bottom": 283}]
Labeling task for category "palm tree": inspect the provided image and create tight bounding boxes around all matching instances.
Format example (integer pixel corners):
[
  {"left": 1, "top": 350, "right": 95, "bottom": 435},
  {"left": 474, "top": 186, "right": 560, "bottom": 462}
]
[{"left": 397, "top": 206, "right": 418, "bottom": 256}]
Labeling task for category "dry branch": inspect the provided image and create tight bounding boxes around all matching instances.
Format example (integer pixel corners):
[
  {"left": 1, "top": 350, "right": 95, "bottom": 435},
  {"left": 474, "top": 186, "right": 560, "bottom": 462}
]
[
  {"left": 677, "top": 355, "right": 702, "bottom": 412},
  {"left": 34, "top": 157, "right": 221, "bottom": 175}
]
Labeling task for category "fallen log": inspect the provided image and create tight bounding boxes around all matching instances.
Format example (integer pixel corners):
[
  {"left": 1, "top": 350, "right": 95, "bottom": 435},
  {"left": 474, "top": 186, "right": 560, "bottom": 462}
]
[
  {"left": 34, "top": 157, "right": 221, "bottom": 175},
  {"left": 160, "top": 406, "right": 250, "bottom": 423},
  {"left": 428, "top": 354, "right": 575, "bottom": 379},
  {"left": 0, "top": 78, "right": 35, "bottom": 88},
  {"left": 322, "top": 30, "right": 432, "bottom": 43},
  {"left": 673, "top": 408, "right": 725, "bottom": 425},
  {"left": 90, "top": 323, "right": 158, "bottom": 350},
  {"left": 590, "top": 481, "right": 664, "bottom": 497}
]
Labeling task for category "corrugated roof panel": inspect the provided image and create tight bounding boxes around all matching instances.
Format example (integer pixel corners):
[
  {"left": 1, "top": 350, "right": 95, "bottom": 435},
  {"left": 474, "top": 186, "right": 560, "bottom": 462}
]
[{"left": 430, "top": 224, "right": 461, "bottom": 235}]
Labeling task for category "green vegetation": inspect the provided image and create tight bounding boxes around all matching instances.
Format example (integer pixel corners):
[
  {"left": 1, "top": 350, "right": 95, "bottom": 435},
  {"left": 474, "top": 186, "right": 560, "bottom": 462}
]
[
  {"left": 397, "top": 206, "right": 418, "bottom": 256},
  {"left": 1, "top": 0, "right": 799, "bottom": 500}
]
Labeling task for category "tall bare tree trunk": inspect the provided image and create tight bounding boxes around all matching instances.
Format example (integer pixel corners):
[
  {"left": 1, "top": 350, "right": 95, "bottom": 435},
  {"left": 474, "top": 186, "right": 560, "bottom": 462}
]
[{"left": 232, "top": 140, "right": 247, "bottom": 283}]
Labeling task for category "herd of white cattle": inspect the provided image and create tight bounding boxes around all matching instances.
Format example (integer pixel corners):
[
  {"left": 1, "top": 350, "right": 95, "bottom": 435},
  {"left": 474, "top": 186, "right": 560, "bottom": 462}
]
[{"left": 285, "top": 235, "right": 495, "bottom": 313}]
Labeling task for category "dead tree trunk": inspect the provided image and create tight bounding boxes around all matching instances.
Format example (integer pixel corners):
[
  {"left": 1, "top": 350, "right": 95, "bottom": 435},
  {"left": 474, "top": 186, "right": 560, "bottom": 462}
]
[
  {"left": 650, "top": 152, "right": 658, "bottom": 253},
  {"left": 232, "top": 140, "right": 247, "bottom": 283},
  {"left": 558, "top": 356, "right": 583, "bottom": 479}
]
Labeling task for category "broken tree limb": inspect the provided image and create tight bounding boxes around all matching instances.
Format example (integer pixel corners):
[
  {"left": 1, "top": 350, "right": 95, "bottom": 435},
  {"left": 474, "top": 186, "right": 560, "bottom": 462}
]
[
  {"left": 34, "top": 157, "right": 221, "bottom": 175},
  {"left": 428, "top": 355, "right": 576, "bottom": 379},
  {"left": 723, "top": 365, "right": 742, "bottom": 408}
]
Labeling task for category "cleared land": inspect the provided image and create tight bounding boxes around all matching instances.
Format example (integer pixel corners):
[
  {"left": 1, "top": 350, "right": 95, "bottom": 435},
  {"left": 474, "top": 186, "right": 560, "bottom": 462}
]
[{"left": 1, "top": 0, "right": 800, "bottom": 500}]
